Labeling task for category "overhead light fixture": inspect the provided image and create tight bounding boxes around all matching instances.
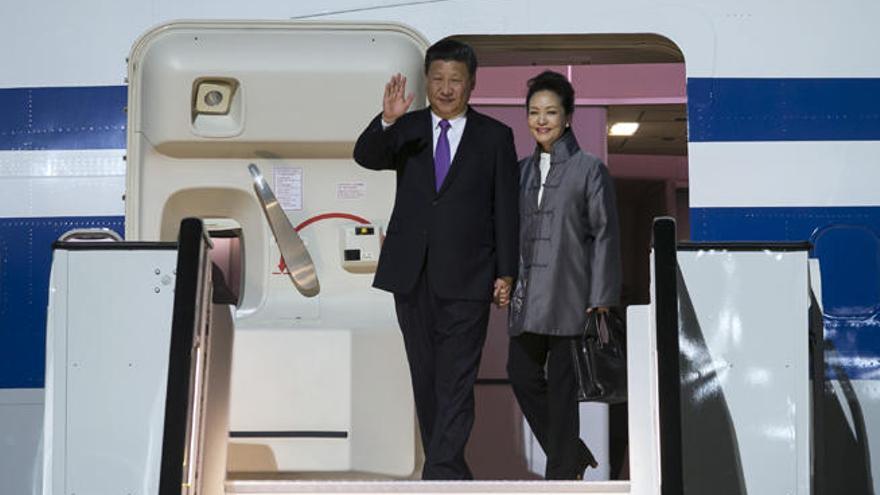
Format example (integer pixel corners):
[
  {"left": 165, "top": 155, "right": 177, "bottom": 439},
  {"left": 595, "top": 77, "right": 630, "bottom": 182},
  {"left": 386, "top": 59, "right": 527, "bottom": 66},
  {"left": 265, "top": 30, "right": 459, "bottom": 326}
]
[{"left": 609, "top": 122, "right": 640, "bottom": 136}]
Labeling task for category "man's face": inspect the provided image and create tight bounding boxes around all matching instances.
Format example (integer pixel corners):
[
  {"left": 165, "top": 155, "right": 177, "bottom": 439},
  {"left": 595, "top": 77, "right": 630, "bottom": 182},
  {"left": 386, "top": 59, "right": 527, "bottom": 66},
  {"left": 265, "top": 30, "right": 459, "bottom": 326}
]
[{"left": 426, "top": 60, "right": 474, "bottom": 120}]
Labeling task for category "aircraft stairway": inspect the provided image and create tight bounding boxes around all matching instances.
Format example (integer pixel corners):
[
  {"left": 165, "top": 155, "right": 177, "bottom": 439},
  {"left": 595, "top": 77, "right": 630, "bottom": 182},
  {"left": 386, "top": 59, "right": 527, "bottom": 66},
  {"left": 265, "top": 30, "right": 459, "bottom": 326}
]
[{"left": 41, "top": 216, "right": 821, "bottom": 495}]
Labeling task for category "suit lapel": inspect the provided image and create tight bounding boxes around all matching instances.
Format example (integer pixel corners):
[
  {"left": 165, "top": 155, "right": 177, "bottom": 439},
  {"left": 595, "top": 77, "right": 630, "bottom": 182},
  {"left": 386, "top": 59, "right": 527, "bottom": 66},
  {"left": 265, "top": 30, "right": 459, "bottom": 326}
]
[{"left": 436, "top": 108, "right": 477, "bottom": 197}]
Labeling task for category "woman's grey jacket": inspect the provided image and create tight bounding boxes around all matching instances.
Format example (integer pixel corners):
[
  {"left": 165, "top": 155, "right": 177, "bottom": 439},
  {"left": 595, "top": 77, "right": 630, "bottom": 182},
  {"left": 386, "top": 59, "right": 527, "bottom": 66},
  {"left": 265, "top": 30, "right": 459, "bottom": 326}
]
[{"left": 509, "top": 130, "right": 621, "bottom": 337}]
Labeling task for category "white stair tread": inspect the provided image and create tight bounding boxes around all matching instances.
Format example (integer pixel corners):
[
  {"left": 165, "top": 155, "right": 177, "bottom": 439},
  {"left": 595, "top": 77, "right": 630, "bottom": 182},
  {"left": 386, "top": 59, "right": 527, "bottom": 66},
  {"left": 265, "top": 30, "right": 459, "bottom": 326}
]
[{"left": 227, "top": 480, "right": 631, "bottom": 494}]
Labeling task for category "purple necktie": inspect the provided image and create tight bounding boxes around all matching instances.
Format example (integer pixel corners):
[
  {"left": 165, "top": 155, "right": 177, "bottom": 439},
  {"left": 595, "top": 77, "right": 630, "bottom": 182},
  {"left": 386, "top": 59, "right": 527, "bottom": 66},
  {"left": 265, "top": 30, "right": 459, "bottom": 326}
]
[{"left": 434, "top": 119, "right": 451, "bottom": 191}]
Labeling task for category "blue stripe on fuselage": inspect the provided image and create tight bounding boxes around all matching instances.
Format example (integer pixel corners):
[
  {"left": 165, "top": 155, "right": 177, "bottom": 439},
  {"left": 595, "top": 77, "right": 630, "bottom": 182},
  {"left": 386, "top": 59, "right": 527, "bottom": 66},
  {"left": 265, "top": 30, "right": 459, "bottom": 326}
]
[
  {"left": 0, "top": 216, "right": 124, "bottom": 388},
  {"left": 687, "top": 78, "right": 880, "bottom": 142},
  {"left": 4, "top": 78, "right": 880, "bottom": 149},
  {"left": 0, "top": 86, "right": 127, "bottom": 150}
]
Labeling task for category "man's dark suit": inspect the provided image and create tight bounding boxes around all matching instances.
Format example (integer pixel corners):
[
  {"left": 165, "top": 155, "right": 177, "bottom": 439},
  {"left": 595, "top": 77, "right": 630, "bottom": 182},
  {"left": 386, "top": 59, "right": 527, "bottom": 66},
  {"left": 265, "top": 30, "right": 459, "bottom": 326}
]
[{"left": 354, "top": 106, "right": 519, "bottom": 479}]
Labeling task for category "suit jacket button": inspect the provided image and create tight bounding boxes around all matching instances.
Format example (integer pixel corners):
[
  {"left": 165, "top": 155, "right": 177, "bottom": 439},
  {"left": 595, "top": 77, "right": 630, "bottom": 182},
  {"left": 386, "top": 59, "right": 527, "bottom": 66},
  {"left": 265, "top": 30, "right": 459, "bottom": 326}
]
[{"left": 432, "top": 200, "right": 438, "bottom": 206}]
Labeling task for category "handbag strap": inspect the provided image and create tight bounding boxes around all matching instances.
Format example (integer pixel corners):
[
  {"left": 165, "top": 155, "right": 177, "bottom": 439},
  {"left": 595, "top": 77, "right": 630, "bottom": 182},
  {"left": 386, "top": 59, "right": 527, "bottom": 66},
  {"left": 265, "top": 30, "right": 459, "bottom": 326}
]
[{"left": 597, "top": 312, "right": 610, "bottom": 344}]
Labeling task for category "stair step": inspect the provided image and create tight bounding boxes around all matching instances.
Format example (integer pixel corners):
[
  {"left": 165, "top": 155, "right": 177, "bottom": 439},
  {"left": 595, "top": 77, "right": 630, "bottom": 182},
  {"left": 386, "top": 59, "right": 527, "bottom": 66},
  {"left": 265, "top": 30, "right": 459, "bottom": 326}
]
[{"left": 226, "top": 480, "right": 631, "bottom": 495}]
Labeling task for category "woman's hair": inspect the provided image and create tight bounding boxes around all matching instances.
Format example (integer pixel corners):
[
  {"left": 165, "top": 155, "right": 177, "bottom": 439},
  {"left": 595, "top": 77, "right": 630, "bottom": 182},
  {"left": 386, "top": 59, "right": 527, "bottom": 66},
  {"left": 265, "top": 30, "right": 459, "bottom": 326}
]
[{"left": 526, "top": 70, "right": 575, "bottom": 116}]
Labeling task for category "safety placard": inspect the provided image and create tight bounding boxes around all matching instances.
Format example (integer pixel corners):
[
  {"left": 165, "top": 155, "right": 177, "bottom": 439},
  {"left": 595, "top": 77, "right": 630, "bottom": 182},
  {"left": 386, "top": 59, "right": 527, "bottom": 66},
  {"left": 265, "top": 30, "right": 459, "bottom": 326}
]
[
  {"left": 336, "top": 181, "right": 366, "bottom": 200},
  {"left": 274, "top": 167, "right": 303, "bottom": 211}
]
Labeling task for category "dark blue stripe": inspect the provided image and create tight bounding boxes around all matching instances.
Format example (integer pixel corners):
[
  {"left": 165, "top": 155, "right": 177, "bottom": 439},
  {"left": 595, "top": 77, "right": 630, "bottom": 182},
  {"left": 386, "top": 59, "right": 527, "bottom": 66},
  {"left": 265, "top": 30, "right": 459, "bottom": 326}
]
[
  {"left": 1, "top": 79, "right": 880, "bottom": 150},
  {"left": 691, "top": 206, "right": 880, "bottom": 242},
  {"left": 0, "top": 216, "right": 124, "bottom": 388},
  {"left": 687, "top": 78, "right": 880, "bottom": 142},
  {"left": 0, "top": 86, "right": 127, "bottom": 150},
  {"left": 692, "top": 206, "right": 880, "bottom": 379}
]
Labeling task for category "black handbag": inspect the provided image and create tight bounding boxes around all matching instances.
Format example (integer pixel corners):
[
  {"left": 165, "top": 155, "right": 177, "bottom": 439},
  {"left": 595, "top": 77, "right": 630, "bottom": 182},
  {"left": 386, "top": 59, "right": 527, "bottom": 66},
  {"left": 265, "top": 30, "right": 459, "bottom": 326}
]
[{"left": 572, "top": 311, "right": 627, "bottom": 403}]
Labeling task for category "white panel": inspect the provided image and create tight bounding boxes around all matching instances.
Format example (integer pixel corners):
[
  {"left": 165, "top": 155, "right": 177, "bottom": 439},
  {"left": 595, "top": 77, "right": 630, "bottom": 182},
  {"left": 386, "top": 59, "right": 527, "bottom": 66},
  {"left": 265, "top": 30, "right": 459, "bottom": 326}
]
[
  {"left": 521, "top": 406, "right": 610, "bottom": 481},
  {"left": 0, "top": 150, "right": 125, "bottom": 217},
  {"left": 6, "top": 0, "right": 880, "bottom": 89},
  {"left": 325, "top": 0, "right": 880, "bottom": 78},
  {"left": 626, "top": 304, "right": 660, "bottom": 495},
  {"left": 579, "top": 405, "right": 610, "bottom": 481},
  {"left": 0, "top": 1, "right": 432, "bottom": 88},
  {"left": 229, "top": 330, "right": 351, "bottom": 431},
  {"left": 44, "top": 248, "right": 177, "bottom": 495},
  {"left": 703, "top": 1, "right": 880, "bottom": 77},
  {"left": 350, "top": 326, "right": 417, "bottom": 477},
  {"left": 64, "top": 250, "right": 176, "bottom": 495},
  {"left": 0, "top": 176, "right": 125, "bottom": 218},
  {"left": 690, "top": 141, "right": 880, "bottom": 207},
  {"left": 228, "top": 329, "right": 352, "bottom": 471},
  {"left": 201, "top": 305, "right": 236, "bottom": 495},
  {"left": 42, "top": 250, "right": 68, "bottom": 495},
  {"left": 0, "top": 150, "right": 125, "bottom": 177},
  {"left": 677, "top": 250, "right": 810, "bottom": 495},
  {"left": 0, "top": 0, "right": 154, "bottom": 88},
  {"left": 308, "top": 0, "right": 719, "bottom": 75},
  {"left": 0, "top": 389, "right": 43, "bottom": 495},
  {"left": 188, "top": 0, "right": 879, "bottom": 78}
]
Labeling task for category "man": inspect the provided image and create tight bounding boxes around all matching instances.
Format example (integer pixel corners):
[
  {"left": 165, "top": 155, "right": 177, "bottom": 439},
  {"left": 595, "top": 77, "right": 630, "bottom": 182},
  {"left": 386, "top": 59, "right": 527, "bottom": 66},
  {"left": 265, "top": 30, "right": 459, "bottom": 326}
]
[{"left": 353, "top": 39, "right": 518, "bottom": 480}]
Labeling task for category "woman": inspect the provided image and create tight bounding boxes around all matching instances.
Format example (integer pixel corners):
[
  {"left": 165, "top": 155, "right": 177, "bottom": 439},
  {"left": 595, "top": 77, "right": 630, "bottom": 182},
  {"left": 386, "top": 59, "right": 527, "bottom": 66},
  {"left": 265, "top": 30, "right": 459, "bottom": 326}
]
[{"left": 507, "top": 71, "right": 622, "bottom": 480}]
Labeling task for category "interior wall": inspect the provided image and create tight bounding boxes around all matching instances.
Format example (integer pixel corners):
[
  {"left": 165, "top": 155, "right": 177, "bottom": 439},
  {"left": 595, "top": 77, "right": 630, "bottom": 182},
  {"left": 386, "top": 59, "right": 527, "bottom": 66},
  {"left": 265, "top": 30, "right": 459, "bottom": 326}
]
[
  {"left": 609, "top": 153, "right": 690, "bottom": 241},
  {"left": 471, "top": 64, "right": 686, "bottom": 101},
  {"left": 476, "top": 105, "right": 609, "bottom": 161}
]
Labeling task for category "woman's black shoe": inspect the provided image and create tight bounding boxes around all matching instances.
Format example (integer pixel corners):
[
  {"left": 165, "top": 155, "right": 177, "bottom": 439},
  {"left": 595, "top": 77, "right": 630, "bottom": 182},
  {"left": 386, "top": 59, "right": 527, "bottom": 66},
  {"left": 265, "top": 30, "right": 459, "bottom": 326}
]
[{"left": 575, "top": 442, "right": 599, "bottom": 479}]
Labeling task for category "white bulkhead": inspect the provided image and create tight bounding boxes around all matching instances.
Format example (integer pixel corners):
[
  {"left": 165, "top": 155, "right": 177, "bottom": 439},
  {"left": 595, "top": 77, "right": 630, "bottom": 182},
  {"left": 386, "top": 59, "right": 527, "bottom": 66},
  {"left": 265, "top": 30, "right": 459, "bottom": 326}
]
[{"left": 127, "top": 21, "right": 429, "bottom": 477}]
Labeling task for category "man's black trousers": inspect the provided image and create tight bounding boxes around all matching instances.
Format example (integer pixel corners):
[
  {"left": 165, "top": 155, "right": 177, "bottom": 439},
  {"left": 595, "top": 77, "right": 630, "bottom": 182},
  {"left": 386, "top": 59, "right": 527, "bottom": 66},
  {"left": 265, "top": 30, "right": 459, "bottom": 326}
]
[{"left": 393, "top": 268, "right": 489, "bottom": 480}]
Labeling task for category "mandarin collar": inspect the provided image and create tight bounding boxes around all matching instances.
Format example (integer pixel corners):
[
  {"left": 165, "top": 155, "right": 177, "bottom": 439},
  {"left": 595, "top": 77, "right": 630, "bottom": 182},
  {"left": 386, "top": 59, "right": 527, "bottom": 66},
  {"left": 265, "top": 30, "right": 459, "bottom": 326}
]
[{"left": 532, "top": 129, "right": 580, "bottom": 165}]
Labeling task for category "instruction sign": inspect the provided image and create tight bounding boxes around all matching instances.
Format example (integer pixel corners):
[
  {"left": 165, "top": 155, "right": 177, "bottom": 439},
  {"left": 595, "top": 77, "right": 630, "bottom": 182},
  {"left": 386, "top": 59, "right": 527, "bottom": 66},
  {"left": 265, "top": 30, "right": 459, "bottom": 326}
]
[{"left": 274, "top": 167, "right": 303, "bottom": 211}]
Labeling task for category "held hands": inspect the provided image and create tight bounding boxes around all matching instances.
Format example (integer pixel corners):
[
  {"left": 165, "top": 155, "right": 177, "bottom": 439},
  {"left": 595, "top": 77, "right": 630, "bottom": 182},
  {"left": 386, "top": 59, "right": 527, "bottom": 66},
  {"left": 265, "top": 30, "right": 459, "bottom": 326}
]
[
  {"left": 382, "top": 73, "right": 415, "bottom": 125},
  {"left": 493, "top": 277, "right": 513, "bottom": 308}
]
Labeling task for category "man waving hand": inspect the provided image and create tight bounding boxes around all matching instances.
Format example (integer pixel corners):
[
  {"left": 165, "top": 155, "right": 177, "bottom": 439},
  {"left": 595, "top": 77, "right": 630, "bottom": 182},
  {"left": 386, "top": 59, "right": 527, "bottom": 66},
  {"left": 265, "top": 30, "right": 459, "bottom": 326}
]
[{"left": 353, "top": 39, "right": 519, "bottom": 480}]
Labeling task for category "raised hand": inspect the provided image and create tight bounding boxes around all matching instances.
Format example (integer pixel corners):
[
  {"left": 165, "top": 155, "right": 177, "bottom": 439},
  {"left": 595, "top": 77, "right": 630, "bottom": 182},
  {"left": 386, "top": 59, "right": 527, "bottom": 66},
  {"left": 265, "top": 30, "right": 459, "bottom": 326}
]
[{"left": 382, "top": 73, "right": 415, "bottom": 125}]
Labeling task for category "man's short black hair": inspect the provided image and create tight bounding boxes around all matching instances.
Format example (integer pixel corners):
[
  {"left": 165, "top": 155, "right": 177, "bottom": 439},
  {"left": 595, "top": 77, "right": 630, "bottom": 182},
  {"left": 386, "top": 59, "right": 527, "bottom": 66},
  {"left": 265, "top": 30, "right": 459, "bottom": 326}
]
[
  {"left": 526, "top": 70, "right": 575, "bottom": 116},
  {"left": 424, "top": 38, "right": 478, "bottom": 78}
]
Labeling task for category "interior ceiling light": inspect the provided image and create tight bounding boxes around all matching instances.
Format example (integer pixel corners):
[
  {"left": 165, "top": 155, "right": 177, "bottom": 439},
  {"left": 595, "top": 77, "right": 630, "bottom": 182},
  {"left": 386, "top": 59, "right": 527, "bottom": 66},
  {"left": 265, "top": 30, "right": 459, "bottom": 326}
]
[{"left": 609, "top": 122, "right": 640, "bottom": 136}]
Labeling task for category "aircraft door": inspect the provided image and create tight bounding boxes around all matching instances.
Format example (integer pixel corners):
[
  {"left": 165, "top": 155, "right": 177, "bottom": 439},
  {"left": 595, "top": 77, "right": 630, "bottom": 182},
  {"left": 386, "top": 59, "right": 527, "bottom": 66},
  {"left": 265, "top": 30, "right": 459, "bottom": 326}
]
[{"left": 126, "top": 21, "right": 428, "bottom": 477}]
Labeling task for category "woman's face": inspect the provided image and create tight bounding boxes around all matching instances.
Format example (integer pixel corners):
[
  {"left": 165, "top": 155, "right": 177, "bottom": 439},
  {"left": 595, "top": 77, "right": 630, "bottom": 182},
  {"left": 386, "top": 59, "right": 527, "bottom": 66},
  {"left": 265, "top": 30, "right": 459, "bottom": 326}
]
[{"left": 528, "top": 90, "right": 569, "bottom": 152}]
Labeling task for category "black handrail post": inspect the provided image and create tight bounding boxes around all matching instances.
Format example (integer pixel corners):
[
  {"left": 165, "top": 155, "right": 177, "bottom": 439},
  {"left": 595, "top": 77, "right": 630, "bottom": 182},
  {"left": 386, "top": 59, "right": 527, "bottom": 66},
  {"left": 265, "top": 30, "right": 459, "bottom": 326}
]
[
  {"left": 653, "top": 217, "right": 684, "bottom": 495},
  {"left": 159, "top": 217, "right": 210, "bottom": 495}
]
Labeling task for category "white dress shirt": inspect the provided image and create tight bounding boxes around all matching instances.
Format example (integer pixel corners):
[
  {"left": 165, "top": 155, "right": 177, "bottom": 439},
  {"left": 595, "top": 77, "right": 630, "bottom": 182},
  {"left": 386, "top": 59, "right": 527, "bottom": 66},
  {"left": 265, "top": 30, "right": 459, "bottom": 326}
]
[
  {"left": 381, "top": 110, "right": 468, "bottom": 163},
  {"left": 430, "top": 111, "right": 467, "bottom": 162},
  {"left": 537, "top": 152, "right": 551, "bottom": 206}
]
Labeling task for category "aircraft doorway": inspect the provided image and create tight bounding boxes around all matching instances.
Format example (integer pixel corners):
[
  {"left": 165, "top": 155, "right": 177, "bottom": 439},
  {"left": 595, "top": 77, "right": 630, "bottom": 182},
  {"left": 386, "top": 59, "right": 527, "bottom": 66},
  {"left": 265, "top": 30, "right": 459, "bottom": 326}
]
[
  {"left": 451, "top": 33, "right": 688, "bottom": 481},
  {"left": 126, "top": 22, "right": 685, "bottom": 491}
]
